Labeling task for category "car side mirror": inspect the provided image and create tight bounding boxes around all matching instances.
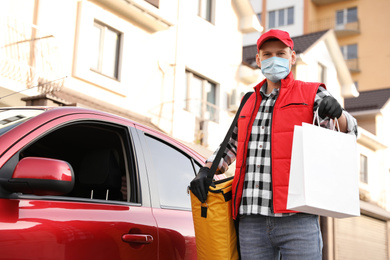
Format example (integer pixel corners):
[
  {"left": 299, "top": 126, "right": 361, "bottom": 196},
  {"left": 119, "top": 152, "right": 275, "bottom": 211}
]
[{"left": 5, "top": 157, "right": 75, "bottom": 196}]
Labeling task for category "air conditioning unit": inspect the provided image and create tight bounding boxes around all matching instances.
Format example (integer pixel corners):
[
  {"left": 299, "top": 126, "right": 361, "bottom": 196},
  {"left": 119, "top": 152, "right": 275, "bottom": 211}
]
[{"left": 228, "top": 89, "right": 244, "bottom": 112}]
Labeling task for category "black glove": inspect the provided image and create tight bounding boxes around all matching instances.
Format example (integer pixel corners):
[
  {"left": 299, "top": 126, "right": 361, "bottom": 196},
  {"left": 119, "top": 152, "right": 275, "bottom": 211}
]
[
  {"left": 190, "top": 167, "right": 212, "bottom": 203},
  {"left": 318, "top": 96, "right": 343, "bottom": 119}
]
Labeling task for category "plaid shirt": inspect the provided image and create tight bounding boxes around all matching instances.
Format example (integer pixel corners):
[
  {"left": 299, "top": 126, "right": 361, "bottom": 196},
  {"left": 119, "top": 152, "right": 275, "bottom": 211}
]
[{"left": 207, "top": 83, "right": 358, "bottom": 217}]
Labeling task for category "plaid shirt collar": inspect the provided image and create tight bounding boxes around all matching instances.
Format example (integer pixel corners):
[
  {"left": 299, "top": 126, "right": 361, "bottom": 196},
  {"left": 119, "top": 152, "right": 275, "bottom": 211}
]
[
  {"left": 259, "top": 81, "right": 280, "bottom": 98},
  {"left": 255, "top": 71, "right": 294, "bottom": 95}
]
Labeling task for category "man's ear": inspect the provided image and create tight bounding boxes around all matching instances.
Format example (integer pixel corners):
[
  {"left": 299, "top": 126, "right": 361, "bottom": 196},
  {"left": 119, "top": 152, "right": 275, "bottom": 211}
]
[
  {"left": 291, "top": 50, "right": 296, "bottom": 65},
  {"left": 256, "top": 53, "right": 261, "bottom": 68}
]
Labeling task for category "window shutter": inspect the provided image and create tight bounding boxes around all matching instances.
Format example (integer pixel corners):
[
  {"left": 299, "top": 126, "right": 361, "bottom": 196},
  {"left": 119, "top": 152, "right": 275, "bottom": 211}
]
[{"left": 335, "top": 215, "right": 388, "bottom": 259}]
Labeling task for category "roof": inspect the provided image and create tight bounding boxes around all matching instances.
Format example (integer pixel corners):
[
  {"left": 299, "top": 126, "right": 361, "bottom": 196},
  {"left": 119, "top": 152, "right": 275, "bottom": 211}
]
[
  {"left": 344, "top": 88, "right": 390, "bottom": 112},
  {"left": 291, "top": 30, "right": 328, "bottom": 54},
  {"left": 242, "top": 30, "right": 329, "bottom": 68}
]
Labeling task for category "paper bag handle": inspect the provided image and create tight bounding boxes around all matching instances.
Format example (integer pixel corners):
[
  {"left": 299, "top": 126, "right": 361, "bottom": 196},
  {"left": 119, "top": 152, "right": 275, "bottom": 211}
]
[{"left": 313, "top": 107, "right": 340, "bottom": 132}]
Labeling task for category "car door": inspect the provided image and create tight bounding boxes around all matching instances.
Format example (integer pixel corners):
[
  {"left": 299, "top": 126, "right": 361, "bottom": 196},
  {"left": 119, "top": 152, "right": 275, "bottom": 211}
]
[
  {"left": 0, "top": 110, "right": 158, "bottom": 260},
  {"left": 134, "top": 125, "right": 204, "bottom": 260}
]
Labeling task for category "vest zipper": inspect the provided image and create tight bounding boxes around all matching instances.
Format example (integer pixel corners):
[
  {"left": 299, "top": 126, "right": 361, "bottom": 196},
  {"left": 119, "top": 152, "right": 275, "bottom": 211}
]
[
  {"left": 269, "top": 87, "right": 281, "bottom": 214},
  {"left": 233, "top": 92, "right": 258, "bottom": 218}
]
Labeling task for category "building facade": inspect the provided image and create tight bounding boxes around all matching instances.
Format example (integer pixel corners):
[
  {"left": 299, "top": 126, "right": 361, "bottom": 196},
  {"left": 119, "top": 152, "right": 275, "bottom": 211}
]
[
  {"left": 247, "top": 0, "right": 390, "bottom": 92},
  {"left": 307, "top": 0, "right": 390, "bottom": 92},
  {"left": 0, "top": 0, "right": 261, "bottom": 153}
]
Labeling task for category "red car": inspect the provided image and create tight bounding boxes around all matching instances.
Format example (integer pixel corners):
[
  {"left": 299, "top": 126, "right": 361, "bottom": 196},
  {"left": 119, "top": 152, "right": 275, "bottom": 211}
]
[{"left": 0, "top": 107, "right": 204, "bottom": 260}]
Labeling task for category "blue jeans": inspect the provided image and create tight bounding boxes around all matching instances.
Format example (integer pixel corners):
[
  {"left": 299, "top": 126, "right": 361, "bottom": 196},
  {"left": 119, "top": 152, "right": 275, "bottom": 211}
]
[{"left": 238, "top": 214, "right": 323, "bottom": 260}]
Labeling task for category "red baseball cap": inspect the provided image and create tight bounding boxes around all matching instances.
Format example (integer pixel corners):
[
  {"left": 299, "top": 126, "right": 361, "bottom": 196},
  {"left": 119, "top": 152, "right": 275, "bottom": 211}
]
[{"left": 257, "top": 29, "right": 294, "bottom": 51}]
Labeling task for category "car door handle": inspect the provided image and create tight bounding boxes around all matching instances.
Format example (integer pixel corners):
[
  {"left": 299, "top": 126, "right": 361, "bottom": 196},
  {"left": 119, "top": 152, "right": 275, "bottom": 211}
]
[{"left": 122, "top": 234, "right": 153, "bottom": 244}]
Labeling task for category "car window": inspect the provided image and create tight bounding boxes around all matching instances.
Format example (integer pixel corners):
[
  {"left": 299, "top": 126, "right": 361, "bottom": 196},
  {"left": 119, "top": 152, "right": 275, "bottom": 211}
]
[
  {"left": 18, "top": 122, "right": 138, "bottom": 203},
  {"left": 144, "top": 134, "right": 196, "bottom": 210}
]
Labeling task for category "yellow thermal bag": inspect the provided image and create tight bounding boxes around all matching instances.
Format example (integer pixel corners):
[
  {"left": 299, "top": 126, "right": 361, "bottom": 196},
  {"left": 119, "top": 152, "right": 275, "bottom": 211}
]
[
  {"left": 190, "top": 176, "right": 239, "bottom": 260},
  {"left": 189, "top": 92, "right": 252, "bottom": 260}
]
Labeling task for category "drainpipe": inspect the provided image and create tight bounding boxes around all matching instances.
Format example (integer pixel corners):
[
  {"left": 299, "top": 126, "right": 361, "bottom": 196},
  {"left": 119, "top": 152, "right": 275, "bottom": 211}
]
[{"left": 170, "top": 0, "right": 180, "bottom": 136}]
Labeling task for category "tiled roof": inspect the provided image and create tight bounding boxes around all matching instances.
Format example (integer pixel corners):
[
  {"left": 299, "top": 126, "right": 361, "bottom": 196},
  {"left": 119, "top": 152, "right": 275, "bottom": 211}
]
[
  {"left": 344, "top": 88, "right": 390, "bottom": 112},
  {"left": 291, "top": 30, "right": 328, "bottom": 54},
  {"left": 242, "top": 30, "right": 329, "bottom": 68}
]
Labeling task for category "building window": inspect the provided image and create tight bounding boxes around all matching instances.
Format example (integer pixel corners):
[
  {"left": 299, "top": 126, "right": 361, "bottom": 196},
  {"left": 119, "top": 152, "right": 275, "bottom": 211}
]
[
  {"left": 287, "top": 7, "right": 294, "bottom": 25},
  {"left": 197, "top": 0, "right": 214, "bottom": 23},
  {"left": 340, "top": 44, "right": 358, "bottom": 60},
  {"left": 336, "top": 7, "right": 358, "bottom": 25},
  {"left": 91, "top": 21, "right": 122, "bottom": 80},
  {"left": 341, "top": 44, "right": 358, "bottom": 71},
  {"left": 269, "top": 11, "right": 276, "bottom": 28},
  {"left": 268, "top": 7, "right": 294, "bottom": 28},
  {"left": 185, "top": 71, "right": 218, "bottom": 122},
  {"left": 360, "top": 154, "right": 368, "bottom": 184}
]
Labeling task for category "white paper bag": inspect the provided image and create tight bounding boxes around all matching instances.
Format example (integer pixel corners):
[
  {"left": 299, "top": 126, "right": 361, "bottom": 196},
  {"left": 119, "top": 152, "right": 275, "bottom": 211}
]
[{"left": 286, "top": 120, "right": 360, "bottom": 218}]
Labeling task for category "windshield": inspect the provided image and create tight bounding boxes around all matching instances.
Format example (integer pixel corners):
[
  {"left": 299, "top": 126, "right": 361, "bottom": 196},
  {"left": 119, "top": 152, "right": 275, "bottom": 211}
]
[{"left": 0, "top": 109, "right": 45, "bottom": 136}]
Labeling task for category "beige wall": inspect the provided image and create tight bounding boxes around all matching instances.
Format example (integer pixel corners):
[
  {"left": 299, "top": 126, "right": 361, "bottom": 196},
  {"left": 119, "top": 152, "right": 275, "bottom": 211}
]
[{"left": 358, "top": 117, "right": 376, "bottom": 135}]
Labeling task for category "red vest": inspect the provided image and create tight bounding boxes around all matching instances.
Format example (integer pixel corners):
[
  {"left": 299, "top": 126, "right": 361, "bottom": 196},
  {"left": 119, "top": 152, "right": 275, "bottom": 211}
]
[{"left": 232, "top": 72, "right": 324, "bottom": 219}]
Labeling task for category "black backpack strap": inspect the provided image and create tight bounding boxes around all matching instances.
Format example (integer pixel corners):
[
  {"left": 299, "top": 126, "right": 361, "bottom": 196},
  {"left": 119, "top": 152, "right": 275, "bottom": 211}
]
[{"left": 206, "top": 91, "right": 254, "bottom": 183}]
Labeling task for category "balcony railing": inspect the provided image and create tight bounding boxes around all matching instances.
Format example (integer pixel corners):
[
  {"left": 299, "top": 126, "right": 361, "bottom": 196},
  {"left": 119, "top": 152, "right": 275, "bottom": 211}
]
[
  {"left": 0, "top": 17, "right": 64, "bottom": 93},
  {"left": 309, "top": 17, "right": 360, "bottom": 37},
  {"left": 345, "top": 58, "right": 360, "bottom": 73}
]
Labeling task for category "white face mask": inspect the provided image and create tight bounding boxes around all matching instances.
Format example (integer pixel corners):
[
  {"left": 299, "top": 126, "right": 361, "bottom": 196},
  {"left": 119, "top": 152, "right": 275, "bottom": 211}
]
[{"left": 260, "top": 57, "right": 290, "bottom": 83}]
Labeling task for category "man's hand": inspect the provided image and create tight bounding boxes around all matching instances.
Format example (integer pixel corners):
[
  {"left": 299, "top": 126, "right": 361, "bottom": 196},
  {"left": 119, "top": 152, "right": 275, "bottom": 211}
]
[
  {"left": 190, "top": 167, "right": 211, "bottom": 203},
  {"left": 318, "top": 96, "right": 343, "bottom": 119}
]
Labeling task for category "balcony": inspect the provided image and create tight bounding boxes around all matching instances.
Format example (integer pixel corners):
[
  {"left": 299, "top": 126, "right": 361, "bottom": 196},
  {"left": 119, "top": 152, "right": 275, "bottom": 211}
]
[
  {"left": 334, "top": 20, "right": 360, "bottom": 37},
  {"left": 345, "top": 58, "right": 360, "bottom": 73},
  {"left": 93, "top": 0, "right": 173, "bottom": 32},
  {"left": 309, "top": 17, "right": 360, "bottom": 37},
  {"left": 312, "top": 0, "right": 350, "bottom": 5},
  {"left": 0, "top": 18, "right": 64, "bottom": 93}
]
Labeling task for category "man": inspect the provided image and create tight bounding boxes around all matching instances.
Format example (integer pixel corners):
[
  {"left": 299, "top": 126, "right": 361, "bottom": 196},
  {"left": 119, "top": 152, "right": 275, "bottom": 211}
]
[{"left": 190, "top": 29, "right": 357, "bottom": 259}]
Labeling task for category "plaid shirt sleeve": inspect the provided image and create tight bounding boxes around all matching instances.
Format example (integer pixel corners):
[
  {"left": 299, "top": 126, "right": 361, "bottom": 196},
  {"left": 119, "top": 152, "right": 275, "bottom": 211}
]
[
  {"left": 205, "top": 124, "right": 238, "bottom": 173},
  {"left": 314, "top": 86, "right": 358, "bottom": 136}
]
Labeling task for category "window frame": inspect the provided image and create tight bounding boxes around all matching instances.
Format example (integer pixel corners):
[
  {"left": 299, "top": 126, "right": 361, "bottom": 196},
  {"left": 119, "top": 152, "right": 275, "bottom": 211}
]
[
  {"left": 197, "top": 0, "right": 215, "bottom": 24},
  {"left": 340, "top": 44, "right": 358, "bottom": 60},
  {"left": 142, "top": 132, "right": 199, "bottom": 211},
  {"left": 184, "top": 70, "right": 219, "bottom": 123},
  {"left": 359, "top": 154, "right": 368, "bottom": 184},
  {"left": 336, "top": 7, "right": 358, "bottom": 25},
  {"left": 268, "top": 6, "right": 294, "bottom": 29},
  {"left": 1, "top": 120, "right": 140, "bottom": 205},
  {"left": 91, "top": 20, "right": 122, "bottom": 80},
  {"left": 73, "top": 1, "right": 126, "bottom": 95}
]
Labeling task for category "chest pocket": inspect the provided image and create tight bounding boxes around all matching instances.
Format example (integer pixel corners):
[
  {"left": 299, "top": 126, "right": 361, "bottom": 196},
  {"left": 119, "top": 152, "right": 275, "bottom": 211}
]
[{"left": 277, "top": 102, "right": 313, "bottom": 131}]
